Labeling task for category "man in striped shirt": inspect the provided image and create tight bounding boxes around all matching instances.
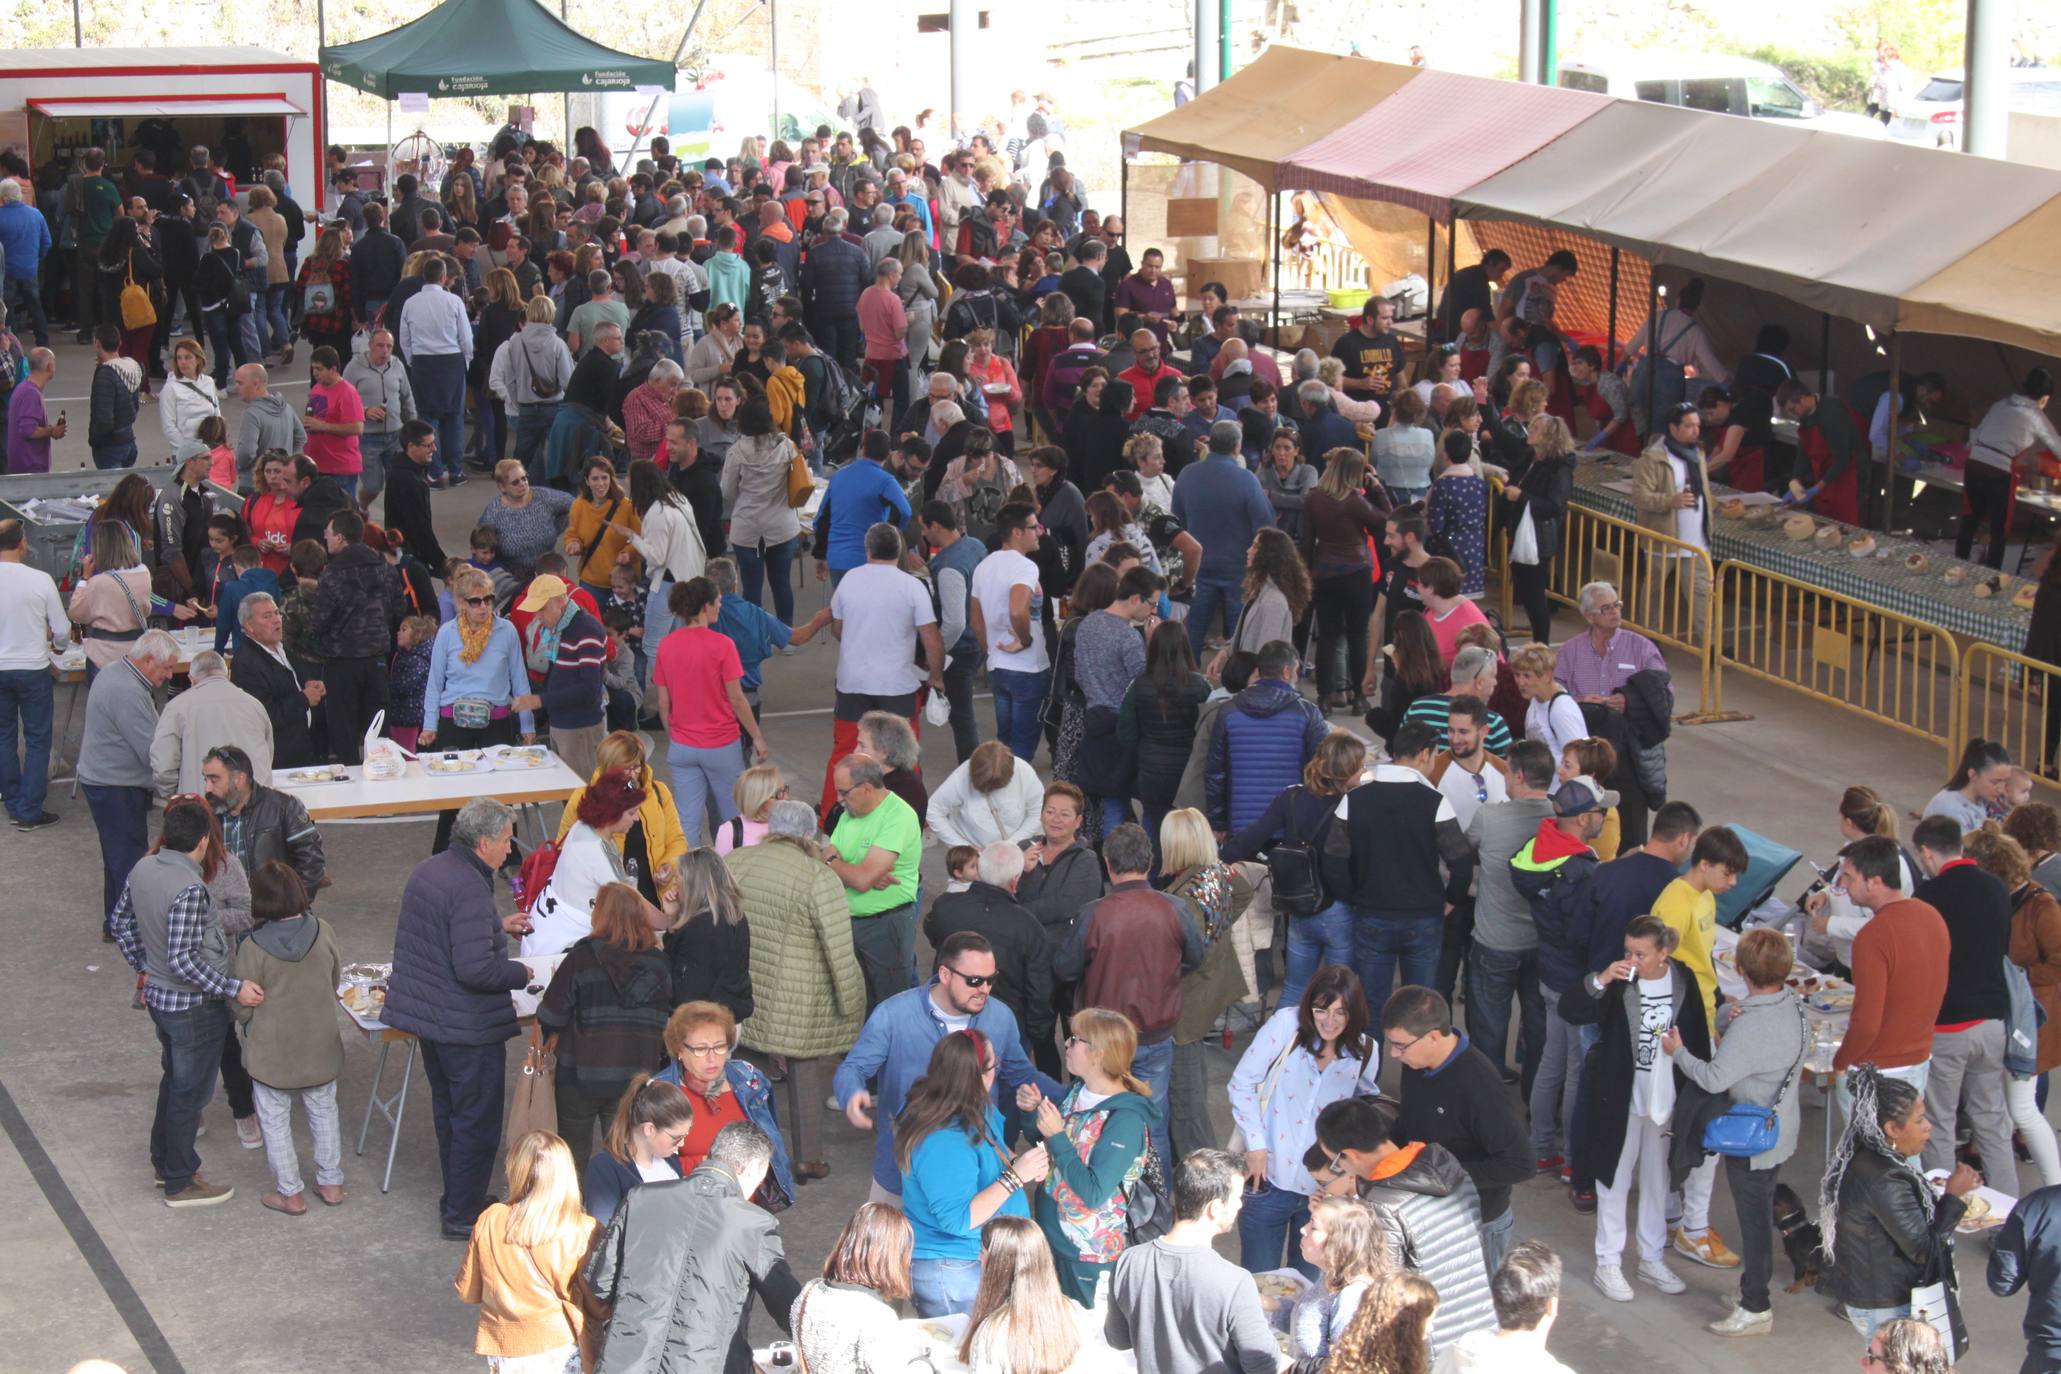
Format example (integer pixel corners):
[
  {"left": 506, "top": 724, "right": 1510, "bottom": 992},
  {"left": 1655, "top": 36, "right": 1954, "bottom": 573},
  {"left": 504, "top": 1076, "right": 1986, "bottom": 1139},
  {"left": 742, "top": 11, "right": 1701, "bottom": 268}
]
[
  {"left": 110, "top": 801, "right": 265, "bottom": 1208},
  {"left": 1403, "top": 644, "right": 1514, "bottom": 756},
  {"left": 519, "top": 575, "right": 611, "bottom": 784}
]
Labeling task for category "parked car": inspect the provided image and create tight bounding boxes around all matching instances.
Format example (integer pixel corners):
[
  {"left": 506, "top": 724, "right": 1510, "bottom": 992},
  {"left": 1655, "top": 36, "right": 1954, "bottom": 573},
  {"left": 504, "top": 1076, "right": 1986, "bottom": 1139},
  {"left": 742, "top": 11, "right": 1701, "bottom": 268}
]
[
  {"left": 1886, "top": 66, "right": 2061, "bottom": 149},
  {"left": 1558, "top": 54, "right": 1887, "bottom": 140}
]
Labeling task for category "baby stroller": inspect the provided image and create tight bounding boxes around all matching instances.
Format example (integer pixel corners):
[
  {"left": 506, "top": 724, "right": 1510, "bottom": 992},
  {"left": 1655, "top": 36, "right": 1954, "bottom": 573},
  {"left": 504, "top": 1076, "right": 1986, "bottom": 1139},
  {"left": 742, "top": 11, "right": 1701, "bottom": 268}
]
[{"left": 1714, "top": 826, "right": 1805, "bottom": 931}]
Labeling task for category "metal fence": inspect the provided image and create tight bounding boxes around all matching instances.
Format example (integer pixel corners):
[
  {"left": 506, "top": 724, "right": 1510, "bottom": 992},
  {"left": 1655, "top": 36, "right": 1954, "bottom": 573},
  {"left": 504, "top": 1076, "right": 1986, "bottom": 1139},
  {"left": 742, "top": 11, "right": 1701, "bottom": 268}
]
[
  {"left": 1958, "top": 643, "right": 2061, "bottom": 781},
  {"left": 1716, "top": 562, "right": 1961, "bottom": 763}
]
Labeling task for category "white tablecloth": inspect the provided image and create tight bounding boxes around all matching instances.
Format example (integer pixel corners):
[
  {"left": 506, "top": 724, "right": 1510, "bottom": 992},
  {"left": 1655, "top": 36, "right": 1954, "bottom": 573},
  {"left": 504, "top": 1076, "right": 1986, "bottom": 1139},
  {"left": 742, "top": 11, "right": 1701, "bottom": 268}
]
[{"left": 274, "top": 751, "right": 586, "bottom": 819}]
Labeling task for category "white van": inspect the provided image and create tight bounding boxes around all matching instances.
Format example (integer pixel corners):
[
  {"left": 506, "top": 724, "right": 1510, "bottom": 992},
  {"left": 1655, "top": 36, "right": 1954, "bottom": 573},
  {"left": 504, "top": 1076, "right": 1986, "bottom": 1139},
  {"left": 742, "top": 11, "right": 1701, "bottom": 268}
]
[{"left": 1557, "top": 54, "right": 1887, "bottom": 139}]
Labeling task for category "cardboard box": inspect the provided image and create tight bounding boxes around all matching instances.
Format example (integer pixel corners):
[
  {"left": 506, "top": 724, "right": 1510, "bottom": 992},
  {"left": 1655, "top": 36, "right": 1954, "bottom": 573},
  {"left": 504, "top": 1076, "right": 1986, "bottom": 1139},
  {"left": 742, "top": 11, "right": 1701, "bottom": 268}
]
[{"left": 1165, "top": 197, "right": 1219, "bottom": 237}]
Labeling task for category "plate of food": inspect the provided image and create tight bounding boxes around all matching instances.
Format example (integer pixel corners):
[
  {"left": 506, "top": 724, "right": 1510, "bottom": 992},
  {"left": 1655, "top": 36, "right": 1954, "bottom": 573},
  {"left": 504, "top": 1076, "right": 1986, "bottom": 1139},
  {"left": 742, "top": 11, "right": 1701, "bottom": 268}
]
[
  {"left": 279, "top": 763, "right": 351, "bottom": 785},
  {"left": 1810, "top": 987, "right": 1857, "bottom": 1013},
  {"left": 422, "top": 750, "right": 490, "bottom": 776},
  {"left": 1254, "top": 1271, "right": 1308, "bottom": 1300},
  {"left": 486, "top": 744, "right": 555, "bottom": 771}
]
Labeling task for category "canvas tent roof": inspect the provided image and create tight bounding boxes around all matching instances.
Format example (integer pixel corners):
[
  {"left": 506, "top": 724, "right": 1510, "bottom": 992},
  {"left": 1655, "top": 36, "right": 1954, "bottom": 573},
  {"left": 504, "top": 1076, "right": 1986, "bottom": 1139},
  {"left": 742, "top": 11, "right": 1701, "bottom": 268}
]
[
  {"left": 1275, "top": 63, "right": 1611, "bottom": 220},
  {"left": 1454, "top": 99, "right": 2061, "bottom": 353},
  {"left": 1124, "top": 46, "right": 1414, "bottom": 190},
  {"left": 320, "top": 0, "right": 674, "bottom": 100}
]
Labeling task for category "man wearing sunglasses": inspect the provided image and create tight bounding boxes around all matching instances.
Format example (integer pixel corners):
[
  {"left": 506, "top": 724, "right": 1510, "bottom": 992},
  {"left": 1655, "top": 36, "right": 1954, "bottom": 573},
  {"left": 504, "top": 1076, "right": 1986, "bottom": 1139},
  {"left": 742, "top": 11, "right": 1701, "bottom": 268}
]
[{"left": 833, "top": 930, "right": 1062, "bottom": 1209}]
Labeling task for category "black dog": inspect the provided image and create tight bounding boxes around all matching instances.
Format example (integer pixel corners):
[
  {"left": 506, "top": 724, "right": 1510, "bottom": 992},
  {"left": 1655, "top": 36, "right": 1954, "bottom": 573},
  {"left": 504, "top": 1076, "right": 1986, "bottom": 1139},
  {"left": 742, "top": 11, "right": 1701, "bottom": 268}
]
[{"left": 1773, "top": 1182, "right": 1824, "bottom": 1291}]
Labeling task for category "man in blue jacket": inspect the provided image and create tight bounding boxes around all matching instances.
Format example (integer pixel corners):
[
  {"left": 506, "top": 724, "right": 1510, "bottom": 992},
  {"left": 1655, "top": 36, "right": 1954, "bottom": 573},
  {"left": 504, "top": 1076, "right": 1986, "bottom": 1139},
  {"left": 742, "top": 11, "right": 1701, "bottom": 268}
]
[
  {"left": 1205, "top": 639, "right": 1328, "bottom": 836},
  {"left": 381, "top": 798, "right": 530, "bottom": 1240},
  {"left": 800, "top": 209, "right": 870, "bottom": 371},
  {"left": 1172, "top": 419, "right": 1276, "bottom": 658},
  {"left": 0, "top": 178, "right": 51, "bottom": 345},
  {"left": 1991, "top": 1181, "right": 2061, "bottom": 1374},
  {"left": 834, "top": 931, "right": 1062, "bottom": 1204},
  {"left": 811, "top": 429, "right": 920, "bottom": 583}
]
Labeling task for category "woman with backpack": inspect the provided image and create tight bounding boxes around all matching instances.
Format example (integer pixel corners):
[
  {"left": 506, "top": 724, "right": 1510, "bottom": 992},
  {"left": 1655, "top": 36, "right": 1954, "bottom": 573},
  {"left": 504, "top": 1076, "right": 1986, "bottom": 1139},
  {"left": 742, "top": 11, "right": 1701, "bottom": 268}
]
[
  {"left": 291, "top": 226, "right": 354, "bottom": 364},
  {"left": 490, "top": 296, "right": 577, "bottom": 479},
  {"left": 1222, "top": 730, "right": 1367, "bottom": 1011}
]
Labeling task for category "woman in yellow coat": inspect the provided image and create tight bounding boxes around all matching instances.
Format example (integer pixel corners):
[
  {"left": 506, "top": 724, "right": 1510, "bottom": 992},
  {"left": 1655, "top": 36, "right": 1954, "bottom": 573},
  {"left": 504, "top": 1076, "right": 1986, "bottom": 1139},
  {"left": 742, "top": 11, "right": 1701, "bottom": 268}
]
[
  {"left": 563, "top": 455, "right": 642, "bottom": 602},
  {"left": 555, "top": 730, "right": 689, "bottom": 902}
]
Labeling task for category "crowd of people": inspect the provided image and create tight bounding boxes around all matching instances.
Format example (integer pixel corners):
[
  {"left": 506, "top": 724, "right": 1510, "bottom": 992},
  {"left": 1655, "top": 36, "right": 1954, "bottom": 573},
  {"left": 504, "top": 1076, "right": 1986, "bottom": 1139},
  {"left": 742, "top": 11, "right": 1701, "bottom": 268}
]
[{"left": 8, "top": 97, "right": 2061, "bottom": 1374}]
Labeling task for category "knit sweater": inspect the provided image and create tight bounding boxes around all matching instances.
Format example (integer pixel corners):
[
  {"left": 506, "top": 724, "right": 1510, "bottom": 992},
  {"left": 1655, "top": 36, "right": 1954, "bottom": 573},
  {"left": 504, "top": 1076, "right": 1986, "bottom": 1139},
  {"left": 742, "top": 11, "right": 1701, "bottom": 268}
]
[
  {"left": 1916, "top": 860, "right": 2015, "bottom": 1025},
  {"left": 1394, "top": 1036, "right": 1532, "bottom": 1224},
  {"left": 789, "top": 1279, "right": 927, "bottom": 1374},
  {"left": 1835, "top": 897, "right": 1951, "bottom": 1072},
  {"left": 537, "top": 936, "right": 674, "bottom": 1102}
]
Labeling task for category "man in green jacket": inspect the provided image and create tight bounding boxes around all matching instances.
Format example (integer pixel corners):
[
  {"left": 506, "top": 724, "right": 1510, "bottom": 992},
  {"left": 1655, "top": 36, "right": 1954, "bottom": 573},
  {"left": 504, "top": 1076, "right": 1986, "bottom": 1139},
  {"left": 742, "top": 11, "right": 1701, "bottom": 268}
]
[{"left": 69, "top": 147, "right": 122, "bottom": 342}]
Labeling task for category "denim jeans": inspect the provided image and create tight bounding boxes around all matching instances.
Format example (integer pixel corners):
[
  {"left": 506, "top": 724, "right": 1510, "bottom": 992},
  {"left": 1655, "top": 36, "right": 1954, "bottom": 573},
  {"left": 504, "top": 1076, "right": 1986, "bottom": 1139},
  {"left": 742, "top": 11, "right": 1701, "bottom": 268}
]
[
  {"left": 732, "top": 535, "right": 798, "bottom": 625},
  {"left": 1238, "top": 1181, "right": 1316, "bottom": 1279},
  {"left": 83, "top": 782, "right": 151, "bottom": 930},
  {"left": 360, "top": 432, "right": 395, "bottom": 504},
  {"left": 643, "top": 584, "right": 679, "bottom": 687},
  {"left": 252, "top": 1080, "right": 344, "bottom": 1197},
  {"left": 1467, "top": 944, "right": 1545, "bottom": 1099},
  {"left": 1186, "top": 574, "right": 1245, "bottom": 659},
  {"left": 1099, "top": 795, "right": 1134, "bottom": 837},
  {"left": 1529, "top": 992, "right": 1585, "bottom": 1162},
  {"left": 515, "top": 402, "right": 560, "bottom": 481},
  {"left": 1726, "top": 1156, "right": 1780, "bottom": 1314},
  {"left": 850, "top": 902, "right": 918, "bottom": 1016},
  {"left": 666, "top": 737, "right": 745, "bottom": 845},
  {"left": 1132, "top": 1035, "right": 1174, "bottom": 1170},
  {"left": 261, "top": 283, "right": 291, "bottom": 355},
  {"left": 6, "top": 274, "right": 49, "bottom": 345},
  {"left": 909, "top": 1256, "right": 983, "bottom": 1317},
  {"left": 0, "top": 666, "right": 54, "bottom": 823},
  {"left": 410, "top": 352, "right": 469, "bottom": 480},
  {"left": 419, "top": 1037, "right": 507, "bottom": 1231},
  {"left": 150, "top": 1000, "right": 231, "bottom": 1194},
  {"left": 1844, "top": 1304, "right": 1910, "bottom": 1343},
  {"left": 989, "top": 666, "right": 1051, "bottom": 763},
  {"left": 1352, "top": 911, "right": 1441, "bottom": 1006},
  {"left": 202, "top": 308, "right": 238, "bottom": 386},
  {"left": 1479, "top": 1205, "right": 1516, "bottom": 1282},
  {"left": 1279, "top": 900, "right": 1357, "bottom": 1012},
  {"left": 90, "top": 440, "right": 138, "bottom": 470}
]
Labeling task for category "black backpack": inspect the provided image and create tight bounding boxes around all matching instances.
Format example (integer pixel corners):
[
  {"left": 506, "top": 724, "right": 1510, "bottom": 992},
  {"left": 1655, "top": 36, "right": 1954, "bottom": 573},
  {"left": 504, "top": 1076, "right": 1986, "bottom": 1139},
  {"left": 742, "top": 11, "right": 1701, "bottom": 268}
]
[{"left": 1266, "top": 785, "right": 1330, "bottom": 917}]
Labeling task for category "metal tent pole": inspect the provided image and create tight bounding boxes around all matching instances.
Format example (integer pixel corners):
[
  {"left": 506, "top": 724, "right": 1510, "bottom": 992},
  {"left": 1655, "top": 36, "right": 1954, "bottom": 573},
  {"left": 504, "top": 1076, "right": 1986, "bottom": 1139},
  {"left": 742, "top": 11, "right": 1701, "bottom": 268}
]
[
  {"left": 1643, "top": 273, "right": 1661, "bottom": 422},
  {"left": 1883, "top": 332, "right": 1901, "bottom": 532},
  {"left": 621, "top": 0, "right": 711, "bottom": 169},
  {"left": 769, "top": 0, "right": 780, "bottom": 138},
  {"left": 1606, "top": 247, "right": 1620, "bottom": 368},
  {"left": 1443, "top": 211, "right": 1458, "bottom": 341},
  {"left": 561, "top": 0, "right": 572, "bottom": 144}
]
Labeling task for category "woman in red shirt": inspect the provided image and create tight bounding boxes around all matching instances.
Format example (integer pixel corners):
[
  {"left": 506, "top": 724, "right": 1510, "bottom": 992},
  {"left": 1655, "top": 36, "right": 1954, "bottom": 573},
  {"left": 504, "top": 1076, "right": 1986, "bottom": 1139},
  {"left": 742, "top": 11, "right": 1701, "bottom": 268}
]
[
  {"left": 240, "top": 452, "right": 303, "bottom": 574},
  {"left": 650, "top": 576, "right": 770, "bottom": 846},
  {"left": 964, "top": 327, "right": 1022, "bottom": 457}
]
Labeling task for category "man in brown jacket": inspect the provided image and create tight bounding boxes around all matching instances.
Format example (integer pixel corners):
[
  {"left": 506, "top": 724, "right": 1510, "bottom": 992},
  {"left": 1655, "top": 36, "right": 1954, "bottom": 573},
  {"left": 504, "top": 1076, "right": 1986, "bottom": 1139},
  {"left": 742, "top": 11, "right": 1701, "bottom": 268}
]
[
  {"left": 1831, "top": 834, "right": 1950, "bottom": 1117},
  {"left": 1052, "top": 821, "right": 1203, "bottom": 1168}
]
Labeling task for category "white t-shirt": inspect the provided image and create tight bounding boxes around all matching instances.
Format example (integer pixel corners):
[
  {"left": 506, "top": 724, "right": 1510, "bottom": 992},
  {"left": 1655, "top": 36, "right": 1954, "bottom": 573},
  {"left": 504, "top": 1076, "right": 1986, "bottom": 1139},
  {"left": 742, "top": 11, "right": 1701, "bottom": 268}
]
[
  {"left": 1629, "top": 974, "right": 1678, "bottom": 1124},
  {"left": 1073, "top": 1087, "right": 1115, "bottom": 1111},
  {"left": 971, "top": 548, "right": 1049, "bottom": 673},
  {"left": 0, "top": 560, "right": 70, "bottom": 670},
  {"left": 1438, "top": 756, "right": 1507, "bottom": 832},
  {"left": 635, "top": 1156, "right": 677, "bottom": 1183},
  {"left": 830, "top": 562, "right": 937, "bottom": 697},
  {"left": 1666, "top": 452, "right": 1707, "bottom": 552}
]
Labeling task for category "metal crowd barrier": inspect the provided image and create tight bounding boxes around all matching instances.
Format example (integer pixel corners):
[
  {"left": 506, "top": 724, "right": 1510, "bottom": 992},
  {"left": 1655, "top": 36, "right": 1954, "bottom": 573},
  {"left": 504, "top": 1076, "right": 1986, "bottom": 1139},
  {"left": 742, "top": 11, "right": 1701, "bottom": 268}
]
[
  {"left": 1547, "top": 504, "right": 1717, "bottom": 712},
  {"left": 1957, "top": 643, "right": 2061, "bottom": 781},
  {"left": 1715, "top": 562, "right": 1960, "bottom": 764}
]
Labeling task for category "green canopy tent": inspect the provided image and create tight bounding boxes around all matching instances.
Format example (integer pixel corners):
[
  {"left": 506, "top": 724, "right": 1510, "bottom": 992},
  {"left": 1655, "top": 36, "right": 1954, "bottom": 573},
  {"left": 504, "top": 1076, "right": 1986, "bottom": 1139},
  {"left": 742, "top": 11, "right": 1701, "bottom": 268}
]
[{"left": 319, "top": 0, "right": 675, "bottom": 99}]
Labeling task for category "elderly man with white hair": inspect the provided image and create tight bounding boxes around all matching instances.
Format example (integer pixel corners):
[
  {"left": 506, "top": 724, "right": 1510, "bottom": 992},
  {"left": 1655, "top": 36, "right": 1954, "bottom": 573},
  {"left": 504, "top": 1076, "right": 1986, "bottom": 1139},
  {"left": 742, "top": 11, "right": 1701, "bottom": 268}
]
[
  {"left": 0, "top": 177, "right": 53, "bottom": 346},
  {"left": 921, "top": 838, "right": 1057, "bottom": 1058},
  {"left": 228, "top": 591, "right": 321, "bottom": 768},
  {"left": 79, "top": 629, "right": 180, "bottom": 936},
  {"left": 151, "top": 650, "right": 274, "bottom": 797}
]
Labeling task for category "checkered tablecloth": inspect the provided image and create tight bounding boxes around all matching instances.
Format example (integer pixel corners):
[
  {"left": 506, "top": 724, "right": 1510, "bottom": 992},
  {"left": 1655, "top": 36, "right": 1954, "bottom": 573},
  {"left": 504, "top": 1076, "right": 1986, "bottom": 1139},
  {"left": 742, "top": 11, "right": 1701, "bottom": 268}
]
[{"left": 1568, "top": 457, "right": 2033, "bottom": 649}]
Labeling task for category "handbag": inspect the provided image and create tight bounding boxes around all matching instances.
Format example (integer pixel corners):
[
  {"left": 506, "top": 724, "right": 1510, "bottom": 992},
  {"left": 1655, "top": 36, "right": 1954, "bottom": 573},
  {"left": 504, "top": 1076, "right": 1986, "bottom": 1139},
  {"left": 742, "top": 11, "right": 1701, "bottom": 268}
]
[
  {"left": 506, "top": 1025, "right": 559, "bottom": 1143},
  {"left": 1510, "top": 504, "right": 1541, "bottom": 566},
  {"left": 1266, "top": 787, "right": 1329, "bottom": 918},
  {"left": 1225, "top": 1033, "right": 1296, "bottom": 1155},
  {"left": 119, "top": 261, "right": 158, "bottom": 331},
  {"left": 784, "top": 439, "right": 814, "bottom": 508},
  {"left": 1701, "top": 999, "right": 1809, "bottom": 1158},
  {"left": 1124, "top": 1131, "right": 1174, "bottom": 1245},
  {"left": 1910, "top": 1263, "right": 1971, "bottom": 1362}
]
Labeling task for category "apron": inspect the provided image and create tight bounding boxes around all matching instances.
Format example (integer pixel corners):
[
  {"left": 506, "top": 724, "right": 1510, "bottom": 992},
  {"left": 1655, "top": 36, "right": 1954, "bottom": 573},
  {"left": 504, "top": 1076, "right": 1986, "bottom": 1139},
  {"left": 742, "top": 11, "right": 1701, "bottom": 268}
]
[
  {"left": 1801, "top": 417, "right": 1861, "bottom": 525},
  {"left": 1580, "top": 381, "right": 1640, "bottom": 456}
]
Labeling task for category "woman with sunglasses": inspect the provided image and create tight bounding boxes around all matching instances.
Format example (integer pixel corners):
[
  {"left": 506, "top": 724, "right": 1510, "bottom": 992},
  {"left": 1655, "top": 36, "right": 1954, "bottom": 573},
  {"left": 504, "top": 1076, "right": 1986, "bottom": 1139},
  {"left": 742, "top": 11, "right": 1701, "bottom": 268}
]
[
  {"left": 582, "top": 1072, "right": 693, "bottom": 1225},
  {"left": 1226, "top": 964, "right": 1381, "bottom": 1279},
  {"left": 478, "top": 457, "right": 576, "bottom": 581},
  {"left": 421, "top": 566, "right": 542, "bottom": 852},
  {"left": 1013, "top": 1006, "right": 1159, "bottom": 1307},
  {"left": 895, "top": 1028, "right": 1051, "bottom": 1316}
]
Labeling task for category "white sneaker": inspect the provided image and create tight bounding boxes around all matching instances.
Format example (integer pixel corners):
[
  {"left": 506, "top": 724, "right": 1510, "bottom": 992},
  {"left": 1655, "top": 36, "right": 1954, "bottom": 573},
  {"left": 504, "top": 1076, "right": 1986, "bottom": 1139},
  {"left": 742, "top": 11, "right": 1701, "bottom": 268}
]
[
  {"left": 1708, "top": 1305, "right": 1772, "bottom": 1337},
  {"left": 1593, "top": 1264, "right": 1634, "bottom": 1302},
  {"left": 825, "top": 1093, "right": 841, "bottom": 1112},
  {"left": 1637, "top": 1258, "right": 1686, "bottom": 1294}
]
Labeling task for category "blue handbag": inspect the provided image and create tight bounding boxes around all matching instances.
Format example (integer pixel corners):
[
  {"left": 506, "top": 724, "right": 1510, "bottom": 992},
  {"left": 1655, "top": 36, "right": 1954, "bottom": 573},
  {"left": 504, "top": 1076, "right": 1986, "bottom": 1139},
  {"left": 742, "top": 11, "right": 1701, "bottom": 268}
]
[{"left": 1701, "top": 999, "right": 1810, "bottom": 1158}]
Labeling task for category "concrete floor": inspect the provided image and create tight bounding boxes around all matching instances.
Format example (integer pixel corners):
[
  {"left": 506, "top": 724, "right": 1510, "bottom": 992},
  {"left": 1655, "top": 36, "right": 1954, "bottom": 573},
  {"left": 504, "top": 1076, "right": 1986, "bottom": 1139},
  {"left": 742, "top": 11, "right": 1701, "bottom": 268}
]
[{"left": 0, "top": 341, "right": 2043, "bottom": 1373}]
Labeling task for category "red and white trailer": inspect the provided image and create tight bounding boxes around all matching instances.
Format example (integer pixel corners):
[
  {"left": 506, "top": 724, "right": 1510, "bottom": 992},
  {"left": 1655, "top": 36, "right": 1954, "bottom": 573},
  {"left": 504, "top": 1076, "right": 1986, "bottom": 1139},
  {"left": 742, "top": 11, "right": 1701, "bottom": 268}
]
[{"left": 0, "top": 45, "right": 325, "bottom": 212}]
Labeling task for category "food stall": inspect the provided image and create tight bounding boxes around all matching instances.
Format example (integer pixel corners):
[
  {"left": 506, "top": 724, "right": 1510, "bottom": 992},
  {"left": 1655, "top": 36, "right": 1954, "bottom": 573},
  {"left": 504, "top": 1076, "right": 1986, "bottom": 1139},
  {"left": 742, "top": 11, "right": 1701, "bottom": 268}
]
[{"left": 0, "top": 46, "right": 323, "bottom": 214}]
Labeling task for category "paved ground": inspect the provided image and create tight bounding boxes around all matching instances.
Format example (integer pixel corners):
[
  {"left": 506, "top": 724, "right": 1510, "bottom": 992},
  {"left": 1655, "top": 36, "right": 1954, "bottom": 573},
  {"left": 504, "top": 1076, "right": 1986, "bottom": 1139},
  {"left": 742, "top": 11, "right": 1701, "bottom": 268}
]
[{"left": 1, "top": 341, "right": 2043, "bottom": 1373}]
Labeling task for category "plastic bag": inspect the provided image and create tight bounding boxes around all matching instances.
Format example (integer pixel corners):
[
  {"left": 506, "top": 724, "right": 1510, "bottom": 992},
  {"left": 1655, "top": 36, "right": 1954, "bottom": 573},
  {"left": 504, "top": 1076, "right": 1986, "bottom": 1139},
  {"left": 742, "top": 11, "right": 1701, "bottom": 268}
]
[{"left": 363, "top": 711, "right": 408, "bottom": 780}]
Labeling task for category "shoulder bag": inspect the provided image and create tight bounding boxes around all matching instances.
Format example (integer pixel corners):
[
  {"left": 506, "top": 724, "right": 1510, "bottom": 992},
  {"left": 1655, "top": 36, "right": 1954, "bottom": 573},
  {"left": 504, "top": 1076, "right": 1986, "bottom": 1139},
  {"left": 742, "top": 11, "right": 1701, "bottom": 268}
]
[
  {"left": 784, "top": 438, "right": 813, "bottom": 508},
  {"left": 1225, "top": 1030, "right": 1297, "bottom": 1155},
  {"left": 505, "top": 1023, "right": 560, "bottom": 1142},
  {"left": 1701, "top": 997, "right": 1809, "bottom": 1157},
  {"left": 119, "top": 259, "right": 158, "bottom": 331},
  {"left": 576, "top": 497, "right": 622, "bottom": 584}
]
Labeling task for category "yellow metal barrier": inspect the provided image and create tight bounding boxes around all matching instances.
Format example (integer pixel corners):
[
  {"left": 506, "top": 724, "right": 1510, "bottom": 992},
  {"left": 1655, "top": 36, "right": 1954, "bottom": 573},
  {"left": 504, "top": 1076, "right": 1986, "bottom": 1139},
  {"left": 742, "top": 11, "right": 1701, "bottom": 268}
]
[
  {"left": 1716, "top": 562, "right": 1960, "bottom": 764},
  {"left": 1958, "top": 642, "right": 2061, "bottom": 781}
]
